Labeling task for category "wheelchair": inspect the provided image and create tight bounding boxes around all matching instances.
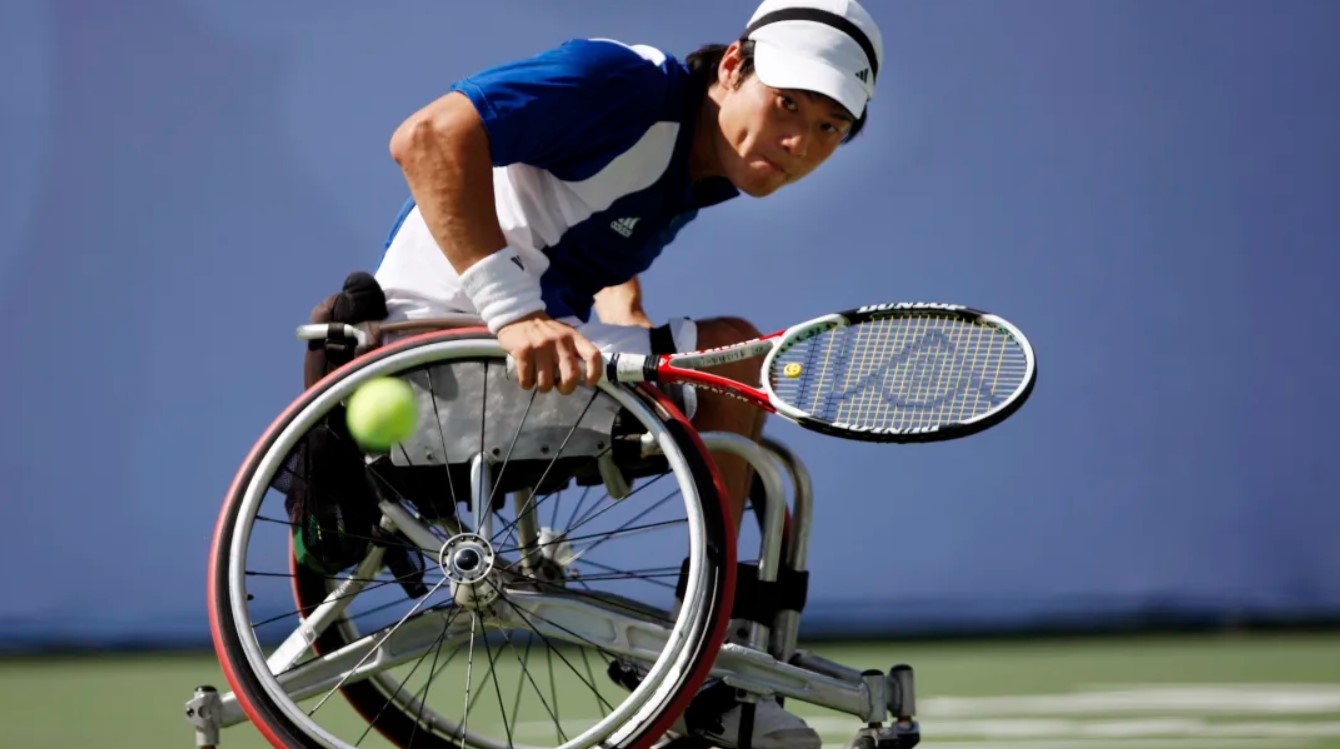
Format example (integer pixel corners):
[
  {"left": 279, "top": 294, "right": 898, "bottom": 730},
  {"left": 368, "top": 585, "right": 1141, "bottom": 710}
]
[{"left": 187, "top": 313, "right": 921, "bottom": 749}]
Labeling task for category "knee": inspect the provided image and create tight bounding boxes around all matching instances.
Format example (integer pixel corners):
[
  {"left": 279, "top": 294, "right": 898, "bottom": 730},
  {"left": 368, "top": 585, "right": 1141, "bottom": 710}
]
[{"left": 696, "top": 316, "right": 762, "bottom": 349}]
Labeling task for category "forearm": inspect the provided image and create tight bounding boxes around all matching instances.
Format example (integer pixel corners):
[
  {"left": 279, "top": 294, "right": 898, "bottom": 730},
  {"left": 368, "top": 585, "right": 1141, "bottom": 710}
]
[
  {"left": 593, "top": 276, "right": 654, "bottom": 328},
  {"left": 390, "top": 92, "right": 547, "bottom": 332},
  {"left": 389, "top": 92, "right": 507, "bottom": 275}
]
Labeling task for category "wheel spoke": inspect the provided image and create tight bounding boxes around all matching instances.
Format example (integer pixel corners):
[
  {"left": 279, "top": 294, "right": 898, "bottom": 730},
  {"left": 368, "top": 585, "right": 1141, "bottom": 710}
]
[
  {"left": 306, "top": 575, "right": 452, "bottom": 716},
  {"left": 458, "top": 612, "right": 479, "bottom": 744},
  {"left": 573, "top": 471, "right": 670, "bottom": 530},
  {"left": 502, "top": 569, "right": 675, "bottom": 624},
  {"left": 481, "top": 387, "right": 539, "bottom": 528},
  {"left": 492, "top": 592, "right": 617, "bottom": 713},
  {"left": 479, "top": 618, "right": 516, "bottom": 749},
  {"left": 563, "top": 484, "right": 595, "bottom": 538},
  {"left": 221, "top": 345, "right": 724, "bottom": 749},
  {"left": 488, "top": 391, "right": 604, "bottom": 549},
  {"left": 425, "top": 369, "right": 462, "bottom": 517},
  {"left": 354, "top": 605, "right": 462, "bottom": 745},
  {"left": 496, "top": 517, "right": 686, "bottom": 556}
]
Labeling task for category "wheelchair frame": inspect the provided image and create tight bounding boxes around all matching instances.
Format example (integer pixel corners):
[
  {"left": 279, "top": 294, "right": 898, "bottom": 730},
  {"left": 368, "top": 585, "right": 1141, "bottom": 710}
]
[{"left": 186, "top": 321, "right": 922, "bottom": 749}]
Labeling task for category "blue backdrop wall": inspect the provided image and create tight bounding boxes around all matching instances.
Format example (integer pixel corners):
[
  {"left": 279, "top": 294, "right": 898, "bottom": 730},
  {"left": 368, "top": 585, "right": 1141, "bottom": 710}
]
[{"left": 3, "top": 0, "right": 1339, "bottom": 648}]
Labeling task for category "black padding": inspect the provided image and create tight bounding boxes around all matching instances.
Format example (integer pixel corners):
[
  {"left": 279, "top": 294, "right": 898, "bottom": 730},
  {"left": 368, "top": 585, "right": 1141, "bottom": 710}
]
[
  {"left": 730, "top": 563, "right": 810, "bottom": 624},
  {"left": 676, "top": 559, "right": 810, "bottom": 624},
  {"left": 331, "top": 271, "right": 388, "bottom": 322},
  {"left": 682, "top": 680, "right": 742, "bottom": 735},
  {"left": 650, "top": 322, "right": 678, "bottom": 356}
]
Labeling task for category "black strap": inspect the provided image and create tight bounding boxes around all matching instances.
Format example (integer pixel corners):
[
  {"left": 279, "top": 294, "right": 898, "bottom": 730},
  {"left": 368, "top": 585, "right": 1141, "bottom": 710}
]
[
  {"left": 682, "top": 680, "right": 743, "bottom": 735},
  {"left": 650, "top": 322, "right": 679, "bottom": 356},
  {"left": 731, "top": 563, "right": 810, "bottom": 623},
  {"left": 676, "top": 559, "right": 810, "bottom": 623},
  {"left": 745, "top": 8, "right": 878, "bottom": 83}
]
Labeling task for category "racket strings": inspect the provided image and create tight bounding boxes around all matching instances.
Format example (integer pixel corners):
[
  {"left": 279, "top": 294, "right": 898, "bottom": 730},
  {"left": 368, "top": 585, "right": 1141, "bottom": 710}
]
[{"left": 770, "top": 314, "right": 1029, "bottom": 430}]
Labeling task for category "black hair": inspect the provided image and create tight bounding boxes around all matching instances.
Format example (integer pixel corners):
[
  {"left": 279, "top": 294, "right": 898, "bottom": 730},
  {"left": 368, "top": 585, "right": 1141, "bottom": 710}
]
[{"left": 684, "top": 40, "right": 867, "bottom": 143}]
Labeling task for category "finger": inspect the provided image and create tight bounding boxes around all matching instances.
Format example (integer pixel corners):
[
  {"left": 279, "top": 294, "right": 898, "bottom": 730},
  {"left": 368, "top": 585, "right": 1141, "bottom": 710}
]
[
  {"left": 555, "top": 336, "right": 580, "bottom": 395},
  {"left": 517, "top": 350, "right": 537, "bottom": 390},
  {"left": 576, "top": 336, "right": 604, "bottom": 387},
  {"left": 533, "top": 344, "right": 556, "bottom": 394}
]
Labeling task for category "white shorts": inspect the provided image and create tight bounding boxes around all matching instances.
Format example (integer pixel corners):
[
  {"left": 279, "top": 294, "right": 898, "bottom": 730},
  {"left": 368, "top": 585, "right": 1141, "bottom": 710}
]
[{"left": 376, "top": 216, "right": 699, "bottom": 416}]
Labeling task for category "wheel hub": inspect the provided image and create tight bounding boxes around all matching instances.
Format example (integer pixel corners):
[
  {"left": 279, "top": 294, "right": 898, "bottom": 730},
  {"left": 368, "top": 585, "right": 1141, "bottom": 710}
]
[{"left": 439, "top": 533, "right": 499, "bottom": 609}]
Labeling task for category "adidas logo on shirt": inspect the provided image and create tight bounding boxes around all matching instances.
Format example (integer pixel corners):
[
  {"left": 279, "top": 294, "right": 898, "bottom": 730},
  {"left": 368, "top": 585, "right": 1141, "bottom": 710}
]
[
  {"left": 610, "top": 217, "right": 640, "bottom": 238},
  {"left": 855, "top": 68, "right": 870, "bottom": 83}
]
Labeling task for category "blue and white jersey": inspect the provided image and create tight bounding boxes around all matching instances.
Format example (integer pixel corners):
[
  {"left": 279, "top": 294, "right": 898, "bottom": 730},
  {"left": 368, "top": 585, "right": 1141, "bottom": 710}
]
[{"left": 376, "top": 38, "right": 739, "bottom": 323}]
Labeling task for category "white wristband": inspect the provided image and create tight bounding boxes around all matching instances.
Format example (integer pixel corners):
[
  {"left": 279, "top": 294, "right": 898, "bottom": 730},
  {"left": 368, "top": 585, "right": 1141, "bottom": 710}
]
[{"left": 458, "top": 247, "right": 546, "bottom": 334}]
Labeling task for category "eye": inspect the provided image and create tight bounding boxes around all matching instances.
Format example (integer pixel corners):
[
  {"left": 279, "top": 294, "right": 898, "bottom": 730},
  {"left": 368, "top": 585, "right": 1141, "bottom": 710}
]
[
  {"left": 778, "top": 95, "right": 799, "bottom": 112},
  {"left": 819, "top": 121, "right": 849, "bottom": 138}
]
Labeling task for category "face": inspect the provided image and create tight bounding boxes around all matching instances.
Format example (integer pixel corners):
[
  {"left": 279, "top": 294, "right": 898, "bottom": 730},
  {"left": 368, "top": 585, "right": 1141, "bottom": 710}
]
[{"left": 710, "top": 44, "right": 856, "bottom": 197}]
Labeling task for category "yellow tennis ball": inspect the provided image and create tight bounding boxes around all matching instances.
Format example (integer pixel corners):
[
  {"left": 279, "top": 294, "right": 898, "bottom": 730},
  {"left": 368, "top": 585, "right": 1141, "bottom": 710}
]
[
  {"left": 345, "top": 377, "right": 418, "bottom": 451},
  {"left": 783, "top": 362, "right": 803, "bottom": 378}
]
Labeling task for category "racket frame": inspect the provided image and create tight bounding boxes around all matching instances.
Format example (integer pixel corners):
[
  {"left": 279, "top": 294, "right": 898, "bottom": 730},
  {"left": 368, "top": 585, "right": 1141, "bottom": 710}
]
[{"left": 607, "top": 303, "right": 1036, "bottom": 444}]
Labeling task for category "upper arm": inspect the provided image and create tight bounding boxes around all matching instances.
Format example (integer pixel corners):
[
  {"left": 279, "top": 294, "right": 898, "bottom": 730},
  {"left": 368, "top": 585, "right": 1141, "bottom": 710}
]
[
  {"left": 389, "top": 91, "right": 485, "bottom": 164},
  {"left": 593, "top": 276, "right": 653, "bottom": 327}
]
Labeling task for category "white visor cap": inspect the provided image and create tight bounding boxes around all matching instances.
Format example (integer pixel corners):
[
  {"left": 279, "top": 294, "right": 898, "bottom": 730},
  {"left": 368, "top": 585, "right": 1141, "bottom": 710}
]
[{"left": 745, "top": 0, "right": 883, "bottom": 118}]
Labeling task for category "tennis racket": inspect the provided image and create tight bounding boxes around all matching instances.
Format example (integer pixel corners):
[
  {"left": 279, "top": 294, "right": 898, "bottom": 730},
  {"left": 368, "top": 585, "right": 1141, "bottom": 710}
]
[{"left": 606, "top": 302, "right": 1037, "bottom": 443}]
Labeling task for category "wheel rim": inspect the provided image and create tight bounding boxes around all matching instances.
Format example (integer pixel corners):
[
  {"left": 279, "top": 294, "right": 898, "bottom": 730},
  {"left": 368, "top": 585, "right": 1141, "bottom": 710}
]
[{"left": 216, "top": 335, "right": 729, "bottom": 749}]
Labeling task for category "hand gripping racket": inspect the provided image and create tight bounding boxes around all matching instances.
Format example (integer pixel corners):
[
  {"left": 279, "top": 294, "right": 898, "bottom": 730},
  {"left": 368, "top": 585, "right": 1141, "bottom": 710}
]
[{"left": 606, "top": 303, "right": 1037, "bottom": 443}]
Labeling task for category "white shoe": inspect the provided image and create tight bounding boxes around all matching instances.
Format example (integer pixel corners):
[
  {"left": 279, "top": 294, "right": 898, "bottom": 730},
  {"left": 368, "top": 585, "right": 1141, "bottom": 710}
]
[{"left": 687, "top": 697, "right": 821, "bottom": 749}]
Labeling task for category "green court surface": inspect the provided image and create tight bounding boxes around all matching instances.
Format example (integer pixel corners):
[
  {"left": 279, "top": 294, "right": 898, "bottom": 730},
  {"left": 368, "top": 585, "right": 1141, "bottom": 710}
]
[{"left": 3, "top": 632, "right": 1338, "bottom": 749}]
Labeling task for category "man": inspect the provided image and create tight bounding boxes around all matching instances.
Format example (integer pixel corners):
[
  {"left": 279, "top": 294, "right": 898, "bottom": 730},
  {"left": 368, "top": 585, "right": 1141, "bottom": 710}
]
[{"left": 377, "top": 1, "right": 883, "bottom": 745}]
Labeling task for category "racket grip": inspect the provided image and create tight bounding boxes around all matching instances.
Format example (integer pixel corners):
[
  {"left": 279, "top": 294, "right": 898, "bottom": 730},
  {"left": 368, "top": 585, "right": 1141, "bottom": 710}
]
[{"left": 606, "top": 352, "right": 651, "bottom": 383}]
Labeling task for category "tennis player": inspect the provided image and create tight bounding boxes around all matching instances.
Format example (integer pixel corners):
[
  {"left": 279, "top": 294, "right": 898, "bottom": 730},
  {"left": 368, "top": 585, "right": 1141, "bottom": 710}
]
[{"left": 378, "top": 2, "right": 883, "bottom": 745}]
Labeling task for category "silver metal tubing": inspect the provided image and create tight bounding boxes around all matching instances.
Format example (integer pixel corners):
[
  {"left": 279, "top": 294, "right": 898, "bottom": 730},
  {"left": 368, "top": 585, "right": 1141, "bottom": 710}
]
[
  {"left": 758, "top": 437, "right": 813, "bottom": 577},
  {"left": 759, "top": 436, "right": 814, "bottom": 661},
  {"left": 265, "top": 546, "right": 388, "bottom": 674},
  {"left": 696, "top": 432, "right": 787, "bottom": 653},
  {"left": 488, "top": 590, "right": 882, "bottom": 721},
  {"left": 512, "top": 486, "right": 541, "bottom": 575},
  {"left": 376, "top": 500, "right": 444, "bottom": 555},
  {"left": 790, "top": 649, "right": 867, "bottom": 682},
  {"left": 469, "top": 452, "right": 494, "bottom": 539}
]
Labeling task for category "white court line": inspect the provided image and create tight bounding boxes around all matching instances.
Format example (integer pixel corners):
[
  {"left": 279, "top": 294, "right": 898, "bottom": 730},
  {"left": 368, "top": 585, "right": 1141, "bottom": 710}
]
[
  {"left": 921, "top": 684, "right": 1340, "bottom": 717},
  {"left": 823, "top": 740, "right": 1314, "bottom": 749},
  {"left": 513, "top": 684, "right": 1340, "bottom": 744},
  {"left": 1100, "top": 683, "right": 1340, "bottom": 692},
  {"left": 515, "top": 717, "right": 1340, "bottom": 744},
  {"left": 805, "top": 716, "right": 1340, "bottom": 739}
]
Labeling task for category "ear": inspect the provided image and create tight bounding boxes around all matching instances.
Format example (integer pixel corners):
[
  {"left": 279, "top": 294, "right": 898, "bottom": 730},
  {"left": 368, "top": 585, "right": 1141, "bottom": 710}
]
[{"left": 718, "top": 40, "right": 746, "bottom": 88}]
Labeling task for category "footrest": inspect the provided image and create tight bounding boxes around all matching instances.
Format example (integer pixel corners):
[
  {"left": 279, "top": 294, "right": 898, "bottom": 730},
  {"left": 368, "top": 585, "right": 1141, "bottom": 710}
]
[{"left": 847, "top": 721, "right": 921, "bottom": 749}]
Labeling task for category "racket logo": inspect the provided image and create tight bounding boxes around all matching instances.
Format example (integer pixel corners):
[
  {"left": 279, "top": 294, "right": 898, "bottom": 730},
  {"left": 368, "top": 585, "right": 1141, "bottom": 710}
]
[
  {"left": 857, "top": 302, "right": 965, "bottom": 314},
  {"left": 831, "top": 422, "right": 942, "bottom": 436},
  {"left": 693, "top": 381, "right": 765, "bottom": 407}
]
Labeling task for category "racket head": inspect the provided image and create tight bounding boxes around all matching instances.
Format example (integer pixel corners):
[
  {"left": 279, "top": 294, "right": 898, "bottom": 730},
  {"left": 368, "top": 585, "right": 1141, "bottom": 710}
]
[{"left": 761, "top": 303, "right": 1037, "bottom": 443}]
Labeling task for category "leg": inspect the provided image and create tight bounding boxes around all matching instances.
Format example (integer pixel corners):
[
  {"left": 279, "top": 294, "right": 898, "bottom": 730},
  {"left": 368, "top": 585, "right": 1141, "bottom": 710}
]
[
  {"left": 691, "top": 316, "right": 767, "bottom": 531},
  {"left": 690, "top": 318, "right": 823, "bottom": 749},
  {"left": 574, "top": 316, "right": 817, "bottom": 749}
]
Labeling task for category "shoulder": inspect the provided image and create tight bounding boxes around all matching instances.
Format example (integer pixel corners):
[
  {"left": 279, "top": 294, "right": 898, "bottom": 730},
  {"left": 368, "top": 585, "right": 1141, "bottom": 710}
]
[
  {"left": 457, "top": 39, "right": 686, "bottom": 107},
  {"left": 533, "top": 38, "right": 685, "bottom": 88},
  {"left": 554, "top": 38, "right": 675, "bottom": 70}
]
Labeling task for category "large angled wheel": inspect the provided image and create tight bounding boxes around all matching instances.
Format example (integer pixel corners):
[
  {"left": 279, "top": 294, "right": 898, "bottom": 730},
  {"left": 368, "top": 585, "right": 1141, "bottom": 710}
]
[{"left": 209, "top": 329, "right": 736, "bottom": 749}]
